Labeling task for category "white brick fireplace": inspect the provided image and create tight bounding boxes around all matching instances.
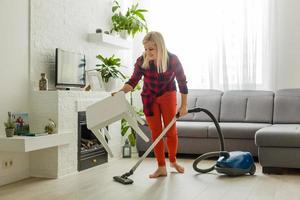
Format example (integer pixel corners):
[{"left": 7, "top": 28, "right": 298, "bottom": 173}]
[{"left": 29, "top": 90, "right": 110, "bottom": 178}]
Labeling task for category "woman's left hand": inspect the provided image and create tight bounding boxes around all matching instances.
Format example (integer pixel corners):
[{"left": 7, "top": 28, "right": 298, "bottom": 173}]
[{"left": 178, "top": 105, "right": 188, "bottom": 117}]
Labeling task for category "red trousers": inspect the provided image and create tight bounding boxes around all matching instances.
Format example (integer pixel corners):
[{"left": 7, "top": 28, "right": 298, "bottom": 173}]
[{"left": 145, "top": 91, "right": 178, "bottom": 166}]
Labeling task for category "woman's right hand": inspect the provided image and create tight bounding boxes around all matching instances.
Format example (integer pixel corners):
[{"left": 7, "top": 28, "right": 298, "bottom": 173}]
[{"left": 111, "top": 84, "right": 133, "bottom": 96}]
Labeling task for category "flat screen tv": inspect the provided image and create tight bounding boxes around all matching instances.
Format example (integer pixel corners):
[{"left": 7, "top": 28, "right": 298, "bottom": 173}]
[{"left": 55, "top": 48, "right": 86, "bottom": 88}]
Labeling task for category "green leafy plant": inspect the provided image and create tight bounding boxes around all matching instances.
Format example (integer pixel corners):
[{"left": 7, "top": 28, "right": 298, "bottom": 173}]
[
  {"left": 96, "top": 54, "right": 126, "bottom": 83},
  {"left": 4, "top": 120, "right": 16, "bottom": 129},
  {"left": 120, "top": 82, "right": 143, "bottom": 146},
  {"left": 111, "top": 0, "right": 148, "bottom": 37},
  {"left": 121, "top": 107, "right": 144, "bottom": 146},
  {"left": 4, "top": 112, "right": 15, "bottom": 129}
]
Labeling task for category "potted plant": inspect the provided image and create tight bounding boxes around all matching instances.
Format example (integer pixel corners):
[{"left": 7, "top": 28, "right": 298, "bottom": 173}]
[
  {"left": 96, "top": 54, "right": 126, "bottom": 92},
  {"left": 121, "top": 108, "right": 144, "bottom": 147},
  {"left": 111, "top": 0, "right": 148, "bottom": 38},
  {"left": 4, "top": 113, "right": 16, "bottom": 137}
]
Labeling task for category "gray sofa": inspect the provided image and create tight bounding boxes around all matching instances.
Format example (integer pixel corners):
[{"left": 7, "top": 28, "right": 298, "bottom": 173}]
[
  {"left": 137, "top": 89, "right": 275, "bottom": 158},
  {"left": 255, "top": 89, "right": 300, "bottom": 173},
  {"left": 137, "top": 88, "right": 300, "bottom": 173}
]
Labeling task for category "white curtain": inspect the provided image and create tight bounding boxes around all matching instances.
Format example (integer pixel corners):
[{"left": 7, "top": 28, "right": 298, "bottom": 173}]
[{"left": 142, "top": 0, "right": 275, "bottom": 90}]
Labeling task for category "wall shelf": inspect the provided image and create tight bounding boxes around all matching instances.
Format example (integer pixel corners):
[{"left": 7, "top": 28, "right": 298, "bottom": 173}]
[
  {"left": 0, "top": 133, "right": 71, "bottom": 152},
  {"left": 87, "top": 33, "right": 132, "bottom": 49}
]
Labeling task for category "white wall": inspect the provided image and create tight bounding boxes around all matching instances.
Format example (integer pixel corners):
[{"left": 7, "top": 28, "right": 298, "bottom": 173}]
[
  {"left": 0, "top": 1, "right": 29, "bottom": 136},
  {"left": 0, "top": 0, "right": 30, "bottom": 186},
  {"left": 275, "top": 0, "right": 300, "bottom": 89},
  {"left": 0, "top": 0, "right": 131, "bottom": 186},
  {"left": 30, "top": 0, "right": 132, "bottom": 90},
  {"left": 29, "top": 0, "right": 131, "bottom": 175}
]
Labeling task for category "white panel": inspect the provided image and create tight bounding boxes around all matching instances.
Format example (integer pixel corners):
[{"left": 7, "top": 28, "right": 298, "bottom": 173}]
[
  {"left": 0, "top": 133, "right": 71, "bottom": 152},
  {"left": 0, "top": 0, "right": 29, "bottom": 187}
]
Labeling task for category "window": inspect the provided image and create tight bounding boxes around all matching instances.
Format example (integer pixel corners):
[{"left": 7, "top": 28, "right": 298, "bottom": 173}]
[{"left": 144, "top": 0, "right": 274, "bottom": 90}]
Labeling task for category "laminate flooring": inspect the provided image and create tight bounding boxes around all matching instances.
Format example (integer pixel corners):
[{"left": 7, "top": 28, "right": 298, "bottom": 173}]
[{"left": 1, "top": 158, "right": 300, "bottom": 200}]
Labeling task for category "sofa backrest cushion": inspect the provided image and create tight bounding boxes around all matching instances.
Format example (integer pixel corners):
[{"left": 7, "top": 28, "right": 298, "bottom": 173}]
[
  {"left": 177, "top": 89, "right": 197, "bottom": 121},
  {"left": 177, "top": 89, "right": 223, "bottom": 121},
  {"left": 245, "top": 95, "right": 274, "bottom": 123},
  {"left": 273, "top": 89, "right": 300, "bottom": 124},
  {"left": 220, "top": 90, "right": 274, "bottom": 123},
  {"left": 177, "top": 94, "right": 197, "bottom": 121},
  {"left": 220, "top": 93, "right": 247, "bottom": 122},
  {"left": 194, "top": 90, "right": 223, "bottom": 121}
]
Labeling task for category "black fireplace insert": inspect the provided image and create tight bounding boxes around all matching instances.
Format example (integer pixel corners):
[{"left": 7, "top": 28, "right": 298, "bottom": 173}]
[{"left": 78, "top": 111, "right": 108, "bottom": 171}]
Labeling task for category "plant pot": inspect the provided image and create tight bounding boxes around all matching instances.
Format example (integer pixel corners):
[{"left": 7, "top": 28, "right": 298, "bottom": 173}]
[
  {"left": 120, "top": 30, "right": 128, "bottom": 39},
  {"left": 102, "top": 78, "right": 117, "bottom": 92},
  {"left": 5, "top": 128, "right": 14, "bottom": 137},
  {"left": 110, "top": 30, "right": 119, "bottom": 37}
]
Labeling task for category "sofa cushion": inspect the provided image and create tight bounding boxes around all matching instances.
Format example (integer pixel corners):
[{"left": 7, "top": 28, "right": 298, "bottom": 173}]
[
  {"left": 220, "top": 90, "right": 274, "bottom": 123},
  {"left": 177, "top": 89, "right": 222, "bottom": 122},
  {"left": 245, "top": 96, "right": 274, "bottom": 123},
  {"left": 177, "top": 95, "right": 197, "bottom": 121},
  {"left": 273, "top": 89, "right": 300, "bottom": 124},
  {"left": 220, "top": 95, "right": 247, "bottom": 122},
  {"left": 208, "top": 122, "right": 271, "bottom": 139},
  {"left": 177, "top": 121, "right": 211, "bottom": 138},
  {"left": 194, "top": 90, "right": 222, "bottom": 121},
  {"left": 255, "top": 124, "right": 300, "bottom": 148}
]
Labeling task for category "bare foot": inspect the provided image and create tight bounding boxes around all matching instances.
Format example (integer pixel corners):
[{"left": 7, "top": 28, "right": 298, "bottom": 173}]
[
  {"left": 149, "top": 166, "right": 167, "bottom": 178},
  {"left": 170, "top": 162, "right": 185, "bottom": 173}
]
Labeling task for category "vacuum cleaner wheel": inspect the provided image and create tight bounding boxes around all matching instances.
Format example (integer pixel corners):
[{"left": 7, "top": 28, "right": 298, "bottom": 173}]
[{"left": 249, "top": 164, "right": 256, "bottom": 175}]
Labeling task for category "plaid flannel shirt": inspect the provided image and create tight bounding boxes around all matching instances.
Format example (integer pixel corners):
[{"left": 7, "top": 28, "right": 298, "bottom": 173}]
[{"left": 126, "top": 52, "right": 188, "bottom": 116}]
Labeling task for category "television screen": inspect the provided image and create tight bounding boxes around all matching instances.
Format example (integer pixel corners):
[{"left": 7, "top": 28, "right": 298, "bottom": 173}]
[{"left": 55, "top": 48, "right": 86, "bottom": 88}]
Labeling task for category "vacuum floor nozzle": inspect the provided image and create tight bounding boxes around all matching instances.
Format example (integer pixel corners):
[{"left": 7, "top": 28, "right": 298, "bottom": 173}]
[{"left": 113, "top": 176, "right": 134, "bottom": 185}]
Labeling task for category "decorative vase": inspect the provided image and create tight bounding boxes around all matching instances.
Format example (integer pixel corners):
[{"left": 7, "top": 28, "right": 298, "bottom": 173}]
[
  {"left": 44, "top": 119, "right": 56, "bottom": 134},
  {"left": 5, "top": 128, "right": 14, "bottom": 137},
  {"left": 95, "top": 28, "right": 102, "bottom": 33},
  {"left": 39, "top": 73, "right": 48, "bottom": 91}
]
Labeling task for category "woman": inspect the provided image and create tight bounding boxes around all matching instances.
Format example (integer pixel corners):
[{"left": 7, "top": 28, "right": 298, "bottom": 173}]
[{"left": 113, "top": 31, "right": 188, "bottom": 178}]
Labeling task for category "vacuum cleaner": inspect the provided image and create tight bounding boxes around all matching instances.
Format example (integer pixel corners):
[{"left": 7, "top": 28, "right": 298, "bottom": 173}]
[
  {"left": 114, "top": 107, "right": 255, "bottom": 185},
  {"left": 191, "top": 108, "right": 256, "bottom": 176}
]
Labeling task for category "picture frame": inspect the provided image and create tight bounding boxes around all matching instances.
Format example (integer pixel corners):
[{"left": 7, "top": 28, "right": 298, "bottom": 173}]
[
  {"left": 87, "top": 70, "right": 103, "bottom": 91},
  {"left": 11, "top": 112, "right": 30, "bottom": 135}
]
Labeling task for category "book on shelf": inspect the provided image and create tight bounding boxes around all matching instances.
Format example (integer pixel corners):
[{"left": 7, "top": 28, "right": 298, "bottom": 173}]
[{"left": 20, "top": 132, "right": 48, "bottom": 137}]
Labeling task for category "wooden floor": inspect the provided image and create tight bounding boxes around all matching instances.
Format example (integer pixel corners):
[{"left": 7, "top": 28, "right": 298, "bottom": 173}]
[{"left": 1, "top": 157, "right": 300, "bottom": 200}]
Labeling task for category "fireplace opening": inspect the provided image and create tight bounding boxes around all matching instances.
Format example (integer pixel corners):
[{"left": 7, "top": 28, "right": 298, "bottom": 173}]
[{"left": 78, "top": 111, "right": 108, "bottom": 171}]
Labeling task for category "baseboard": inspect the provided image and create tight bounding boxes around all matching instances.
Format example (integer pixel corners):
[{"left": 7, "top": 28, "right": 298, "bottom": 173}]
[
  {"left": 262, "top": 166, "right": 300, "bottom": 175},
  {"left": 30, "top": 168, "right": 58, "bottom": 178},
  {"left": 0, "top": 169, "right": 30, "bottom": 187}
]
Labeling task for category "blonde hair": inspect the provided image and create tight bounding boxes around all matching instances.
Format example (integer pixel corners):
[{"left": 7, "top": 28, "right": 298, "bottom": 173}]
[{"left": 142, "top": 31, "right": 169, "bottom": 73}]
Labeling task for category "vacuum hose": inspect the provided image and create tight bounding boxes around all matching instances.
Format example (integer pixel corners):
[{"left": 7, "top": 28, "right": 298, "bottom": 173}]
[{"left": 187, "top": 108, "right": 227, "bottom": 173}]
